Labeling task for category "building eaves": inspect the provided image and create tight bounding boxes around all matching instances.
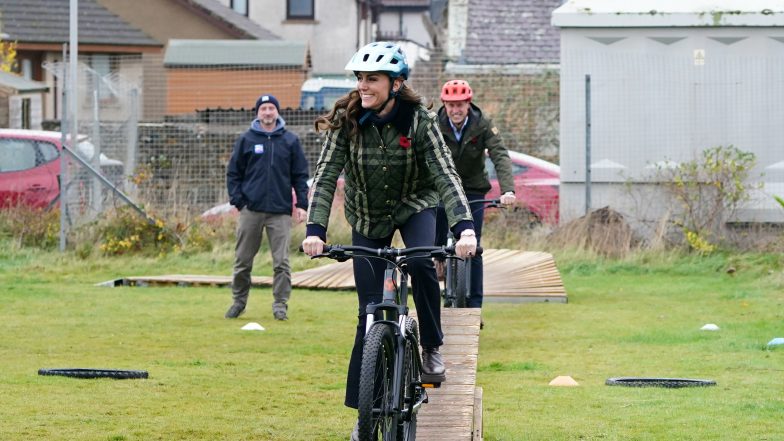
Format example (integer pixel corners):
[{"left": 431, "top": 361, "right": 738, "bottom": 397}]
[
  {"left": 180, "top": 0, "right": 280, "bottom": 40},
  {"left": 379, "top": 0, "right": 430, "bottom": 8},
  {"left": 0, "top": 71, "right": 49, "bottom": 92},
  {"left": 552, "top": 0, "right": 784, "bottom": 27},
  {"left": 164, "top": 39, "right": 305, "bottom": 67},
  {"left": 0, "top": 0, "right": 160, "bottom": 46},
  {"left": 462, "top": 0, "right": 561, "bottom": 65}
]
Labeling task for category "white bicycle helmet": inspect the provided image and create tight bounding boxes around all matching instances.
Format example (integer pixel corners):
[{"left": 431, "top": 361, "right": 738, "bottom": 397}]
[{"left": 345, "top": 41, "right": 409, "bottom": 80}]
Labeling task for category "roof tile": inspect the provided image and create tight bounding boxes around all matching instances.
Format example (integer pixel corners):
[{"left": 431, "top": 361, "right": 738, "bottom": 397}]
[
  {"left": 0, "top": 0, "right": 160, "bottom": 46},
  {"left": 463, "top": 0, "right": 561, "bottom": 65}
]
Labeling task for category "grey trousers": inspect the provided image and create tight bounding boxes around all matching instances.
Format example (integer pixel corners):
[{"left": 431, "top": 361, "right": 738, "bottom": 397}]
[{"left": 231, "top": 208, "right": 292, "bottom": 313}]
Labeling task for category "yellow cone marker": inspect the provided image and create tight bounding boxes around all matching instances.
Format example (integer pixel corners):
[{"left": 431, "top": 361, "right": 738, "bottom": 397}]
[{"left": 549, "top": 375, "right": 579, "bottom": 386}]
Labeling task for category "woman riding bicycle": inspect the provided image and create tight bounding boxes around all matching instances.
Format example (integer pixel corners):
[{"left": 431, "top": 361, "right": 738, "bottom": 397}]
[{"left": 301, "top": 42, "right": 477, "bottom": 436}]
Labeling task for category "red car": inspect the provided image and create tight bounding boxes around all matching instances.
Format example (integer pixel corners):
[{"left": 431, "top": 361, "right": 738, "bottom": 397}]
[
  {"left": 203, "top": 151, "right": 560, "bottom": 224},
  {"left": 484, "top": 150, "right": 560, "bottom": 224},
  {"left": 0, "top": 129, "right": 124, "bottom": 209}
]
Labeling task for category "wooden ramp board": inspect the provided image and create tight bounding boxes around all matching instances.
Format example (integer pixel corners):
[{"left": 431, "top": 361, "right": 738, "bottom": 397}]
[
  {"left": 99, "top": 249, "right": 567, "bottom": 303},
  {"left": 410, "top": 308, "right": 482, "bottom": 441},
  {"left": 96, "top": 274, "right": 272, "bottom": 288}
]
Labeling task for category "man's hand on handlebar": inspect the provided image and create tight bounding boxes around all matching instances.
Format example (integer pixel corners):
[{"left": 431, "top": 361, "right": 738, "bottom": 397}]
[
  {"left": 301, "top": 236, "right": 325, "bottom": 256},
  {"left": 455, "top": 229, "right": 477, "bottom": 258},
  {"left": 500, "top": 191, "right": 516, "bottom": 206}
]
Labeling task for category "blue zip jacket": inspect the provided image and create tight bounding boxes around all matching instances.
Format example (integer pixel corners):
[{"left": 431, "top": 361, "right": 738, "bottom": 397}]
[{"left": 227, "top": 117, "right": 309, "bottom": 214}]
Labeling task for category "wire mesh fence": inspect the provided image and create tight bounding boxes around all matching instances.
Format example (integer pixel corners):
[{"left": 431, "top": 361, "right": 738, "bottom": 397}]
[
  {"left": 37, "top": 40, "right": 784, "bottom": 251},
  {"left": 559, "top": 51, "right": 784, "bottom": 237},
  {"left": 49, "top": 47, "right": 560, "bottom": 239}
]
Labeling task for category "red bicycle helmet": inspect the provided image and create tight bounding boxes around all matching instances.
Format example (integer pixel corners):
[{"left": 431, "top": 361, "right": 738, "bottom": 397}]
[{"left": 440, "top": 79, "right": 473, "bottom": 102}]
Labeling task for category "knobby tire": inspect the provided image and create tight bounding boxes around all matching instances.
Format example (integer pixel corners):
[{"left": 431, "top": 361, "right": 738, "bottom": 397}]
[
  {"left": 358, "top": 323, "right": 397, "bottom": 441},
  {"left": 605, "top": 377, "right": 716, "bottom": 388},
  {"left": 398, "top": 318, "right": 420, "bottom": 440},
  {"left": 38, "top": 368, "right": 148, "bottom": 379},
  {"left": 453, "top": 259, "right": 468, "bottom": 308}
]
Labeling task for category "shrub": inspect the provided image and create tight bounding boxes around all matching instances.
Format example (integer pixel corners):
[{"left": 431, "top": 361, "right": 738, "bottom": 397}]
[
  {"left": 0, "top": 205, "right": 59, "bottom": 249},
  {"left": 97, "top": 207, "right": 178, "bottom": 256},
  {"left": 655, "top": 145, "right": 761, "bottom": 252}
]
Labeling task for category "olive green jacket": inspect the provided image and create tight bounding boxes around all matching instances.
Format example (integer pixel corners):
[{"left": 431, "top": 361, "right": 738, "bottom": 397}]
[
  {"left": 437, "top": 103, "right": 515, "bottom": 195},
  {"left": 307, "top": 101, "right": 473, "bottom": 239}
]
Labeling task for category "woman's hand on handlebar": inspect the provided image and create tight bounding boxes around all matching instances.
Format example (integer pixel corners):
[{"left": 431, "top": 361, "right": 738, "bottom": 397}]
[
  {"left": 500, "top": 191, "right": 516, "bottom": 206},
  {"left": 301, "top": 236, "right": 325, "bottom": 256},
  {"left": 455, "top": 229, "right": 477, "bottom": 258}
]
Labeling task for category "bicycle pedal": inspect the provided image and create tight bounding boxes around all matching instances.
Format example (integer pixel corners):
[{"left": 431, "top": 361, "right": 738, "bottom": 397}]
[{"left": 420, "top": 373, "right": 445, "bottom": 387}]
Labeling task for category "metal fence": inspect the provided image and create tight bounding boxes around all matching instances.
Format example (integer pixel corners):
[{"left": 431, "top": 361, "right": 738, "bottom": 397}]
[{"left": 52, "top": 47, "right": 560, "bottom": 236}]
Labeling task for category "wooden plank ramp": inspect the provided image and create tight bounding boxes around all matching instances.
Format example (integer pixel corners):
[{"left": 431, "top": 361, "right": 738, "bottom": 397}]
[
  {"left": 100, "top": 249, "right": 567, "bottom": 304},
  {"left": 410, "top": 307, "right": 482, "bottom": 441}
]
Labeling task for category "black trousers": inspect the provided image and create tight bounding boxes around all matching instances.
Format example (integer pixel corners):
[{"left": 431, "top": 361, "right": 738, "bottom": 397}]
[
  {"left": 435, "top": 192, "right": 485, "bottom": 307},
  {"left": 344, "top": 208, "right": 442, "bottom": 409}
]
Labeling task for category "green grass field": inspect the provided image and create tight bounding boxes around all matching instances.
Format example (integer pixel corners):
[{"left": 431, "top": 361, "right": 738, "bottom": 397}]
[{"left": 1, "top": 242, "right": 782, "bottom": 440}]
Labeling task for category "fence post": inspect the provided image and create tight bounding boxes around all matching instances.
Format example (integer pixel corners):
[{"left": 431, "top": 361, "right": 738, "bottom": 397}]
[
  {"left": 91, "top": 74, "right": 103, "bottom": 214},
  {"left": 126, "top": 88, "right": 139, "bottom": 198},
  {"left": 584, "top": 74, "right": 592, "bottom": 216},
  {"left": 59, "top": 44, "right": 69, "bottom": 252}
]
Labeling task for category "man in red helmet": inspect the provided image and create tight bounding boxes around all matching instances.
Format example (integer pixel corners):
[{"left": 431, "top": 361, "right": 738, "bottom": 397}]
[{"left": 435, "top": 79, "right": 516, "bottom": 314}]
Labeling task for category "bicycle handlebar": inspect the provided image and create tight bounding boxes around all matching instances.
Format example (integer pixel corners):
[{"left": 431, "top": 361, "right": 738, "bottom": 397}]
[
  {"left": 299, "top": 244, "right": 484, "bottom": 261},
  {"left": 467, "top": 198, "right": 504, "bottom": 214},
  {"left": 468, "top": 198, "right": 502, "bottom": 206}
]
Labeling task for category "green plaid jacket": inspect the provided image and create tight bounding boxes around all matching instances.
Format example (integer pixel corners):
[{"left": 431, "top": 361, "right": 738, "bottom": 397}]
[{"left": 307, "top": 102, "right": 473, "bottom": 239}]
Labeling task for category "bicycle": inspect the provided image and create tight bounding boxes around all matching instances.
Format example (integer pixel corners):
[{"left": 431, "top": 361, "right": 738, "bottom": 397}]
[
  {"left": 307, "top": 243, "right": 478, "bottom": 441},
  {"left": 441, "top": 198, "right": 503, "bottom": 308}
]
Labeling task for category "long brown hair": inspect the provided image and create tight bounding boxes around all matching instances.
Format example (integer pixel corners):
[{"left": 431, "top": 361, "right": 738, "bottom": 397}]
[{"left": 314, "top": 82, "right": 426, "bottom": 139}]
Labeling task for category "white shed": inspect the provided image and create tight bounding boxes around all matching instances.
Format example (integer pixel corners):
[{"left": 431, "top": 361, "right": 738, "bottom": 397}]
[{"left": 553, "top": 1, "right": 784, "bottom": 227}]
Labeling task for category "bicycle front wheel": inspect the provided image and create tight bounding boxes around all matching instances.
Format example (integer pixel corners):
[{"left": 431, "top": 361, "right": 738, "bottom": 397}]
[
  {"left": 398, "top": 318, "right": 420, "bottom": 440},
  {"left": 358, "top": 323, "right": 398, "bottom": 441}
]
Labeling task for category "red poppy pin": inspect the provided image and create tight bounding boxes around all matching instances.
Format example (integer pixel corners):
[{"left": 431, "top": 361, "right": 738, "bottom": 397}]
[{"left": 399, "top": 136, "right": 411, "bottom": 149}]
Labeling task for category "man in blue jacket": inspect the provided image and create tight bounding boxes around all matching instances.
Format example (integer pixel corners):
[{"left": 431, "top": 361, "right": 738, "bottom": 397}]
[{"left": 226, "top": 94, "right": 309, "bottom": 321}]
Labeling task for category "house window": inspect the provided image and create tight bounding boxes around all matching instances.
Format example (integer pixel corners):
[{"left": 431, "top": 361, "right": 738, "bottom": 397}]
[
  {"left": 231, "top": 0, "right": 248, "bottom": 16},
  {"left": 287, "top": 0, "right": 314, "bottom": 20}
]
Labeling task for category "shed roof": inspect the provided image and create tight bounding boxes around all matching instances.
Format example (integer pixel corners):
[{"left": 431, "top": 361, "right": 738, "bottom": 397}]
[
  {"left": 0, "top": 71, "right": 49, "bottom": 93},
  {"left": 0, "top": 0, "right": 160, "bottom": 46},
  {"left": 463, "top": 0, "right": 561, "bottom": 65},
  {"left": 164, "top": 40, "right": 307, "bottom": 67},
  {"left": 553, "top": 0, "right": 784, "bottom": 27}
]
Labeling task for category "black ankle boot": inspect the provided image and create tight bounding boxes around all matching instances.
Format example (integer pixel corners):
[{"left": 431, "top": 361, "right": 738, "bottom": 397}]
[{"left": 421, "top": 346, "right": 445, "bottom": 376}]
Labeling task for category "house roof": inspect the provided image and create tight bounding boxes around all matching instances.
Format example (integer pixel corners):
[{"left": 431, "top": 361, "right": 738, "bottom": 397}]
[
  {"left": 553, "top": 1, "right": 784, "bottom": 27},
  {"left": 0, "top": 71, "right": 49, "bottom": 93},
  {"left": 0, "top": 0, "right": 160, "bottom": 46},
  {"left": 462, "top": 0, "right": 562, "bottom": 65},
  {"left": 164, "top": 39, "right": 307, "bottom": 67},
  {"left": 180, "top": 0, "right": 280, "bottom": 39}
]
